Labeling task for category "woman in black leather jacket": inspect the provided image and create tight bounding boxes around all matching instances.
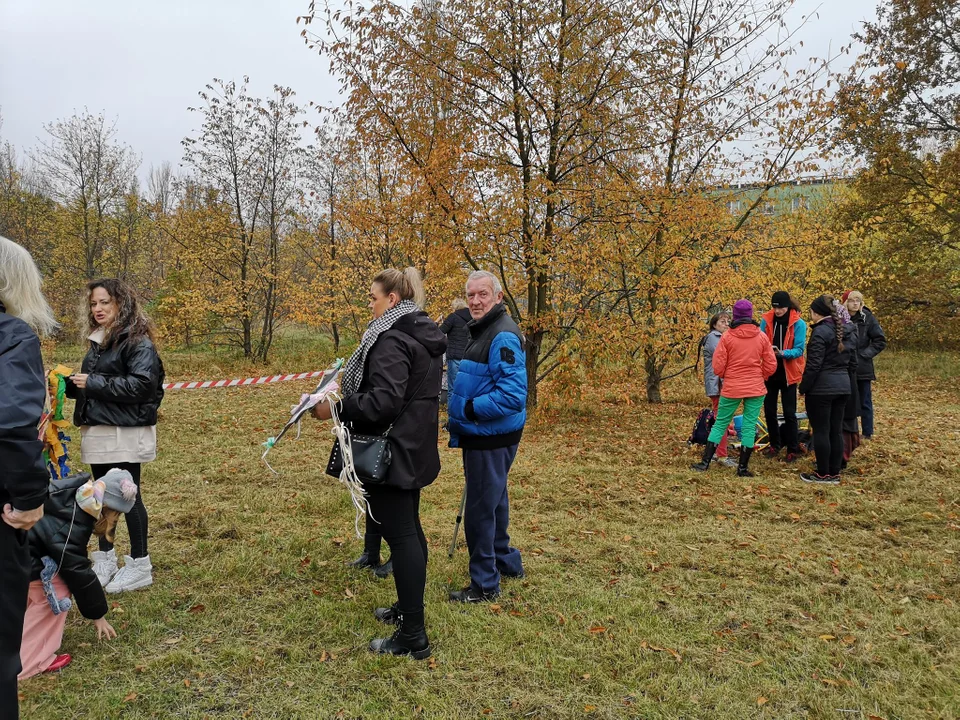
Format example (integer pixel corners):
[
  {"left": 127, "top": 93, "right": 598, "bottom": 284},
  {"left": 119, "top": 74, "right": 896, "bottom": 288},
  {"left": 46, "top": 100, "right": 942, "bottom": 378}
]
[{"left": 65, "top": 279, "right": 164, "bottom": 594}]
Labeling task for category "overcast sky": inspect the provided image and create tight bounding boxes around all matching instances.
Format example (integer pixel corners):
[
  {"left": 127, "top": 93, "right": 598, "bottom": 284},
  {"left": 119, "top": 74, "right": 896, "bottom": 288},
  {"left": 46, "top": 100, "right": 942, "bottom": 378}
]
[{"left": 1, "top": 0, "right": 880, "bottom": 178}]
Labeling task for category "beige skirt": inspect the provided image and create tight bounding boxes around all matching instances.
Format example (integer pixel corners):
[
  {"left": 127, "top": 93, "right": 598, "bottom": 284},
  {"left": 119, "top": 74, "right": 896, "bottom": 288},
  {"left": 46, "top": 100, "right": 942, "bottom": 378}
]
[{"left": 80, "top": 425, "right": 157, "bottom": 465}]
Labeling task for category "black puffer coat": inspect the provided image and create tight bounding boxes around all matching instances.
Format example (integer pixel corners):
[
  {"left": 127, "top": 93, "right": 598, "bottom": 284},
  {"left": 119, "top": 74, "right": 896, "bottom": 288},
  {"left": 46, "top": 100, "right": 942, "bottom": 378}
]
[
  {"left": 27, "top": 473, "right": 107, "bottom": 620},
  {"left": 0, "top": 304, "right": 49, "bottom": 513},
  {"left": 66, "top": 331, "right": 165, "bottom": 427},
  {"left": 851, "top": 307, "right": 886, "bottom": 381},
  {"left": 439, "top": 308, "right": 472, "bottom": 361},
  {"left": 799, "top": 318, "right": 856, "bottom": 396},
  {"left": 338, "top": 311, "right": 447, "bottom": 490}
]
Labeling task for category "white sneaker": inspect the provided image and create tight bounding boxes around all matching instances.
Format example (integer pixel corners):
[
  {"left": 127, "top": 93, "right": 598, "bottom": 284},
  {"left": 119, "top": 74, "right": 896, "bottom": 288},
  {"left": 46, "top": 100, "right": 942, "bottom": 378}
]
[
  {"left": 716, "top": 456, "right": 737, "bottom": 468},
  {"left": 91, "top": 549, "right": 119, "bottom": 587},
  {"left": 105, "top": 555, "right": 153, "bottom": 593}
]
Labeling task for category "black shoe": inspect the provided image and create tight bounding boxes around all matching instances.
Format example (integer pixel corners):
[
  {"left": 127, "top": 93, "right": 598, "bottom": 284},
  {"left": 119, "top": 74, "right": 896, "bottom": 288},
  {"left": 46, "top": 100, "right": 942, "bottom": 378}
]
[
  {"left": 737, "top": 446, "right": 755, "bottom": 477},
  {"left": 799, "top": 472, "right": 840, "bottom": 485},
  {"left": 369, "top": 609, "right": 431, "bottom": 660},
  {"left": 348, "top": 551, "right": 380, "bottom": 569},
  {"left": 691, "top": 441, "right": 718, "bottom": 472},
  {"left": 448, "top": 585, "right": 500, "bottom": 603},
  {"left": 373, "top": 557, "right": 393, "bottom": 580},
  {"left": 374, "top": 602, "right": 399, "bottom": 625},
  {"left": 501, "top": 569, "right": 525, "bottom": 580}
]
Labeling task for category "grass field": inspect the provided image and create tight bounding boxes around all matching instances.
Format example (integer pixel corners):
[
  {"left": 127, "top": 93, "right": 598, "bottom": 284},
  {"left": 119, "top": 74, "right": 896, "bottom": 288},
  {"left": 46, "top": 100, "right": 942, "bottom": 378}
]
[{"left": 18, "top": 340, "right": 960, "bottom": 719}]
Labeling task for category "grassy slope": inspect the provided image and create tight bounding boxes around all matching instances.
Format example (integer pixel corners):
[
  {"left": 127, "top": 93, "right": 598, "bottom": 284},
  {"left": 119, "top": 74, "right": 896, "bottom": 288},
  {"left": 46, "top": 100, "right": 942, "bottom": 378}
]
[{"left": 19, "top": 341, "right": 960, "bottom": 719}]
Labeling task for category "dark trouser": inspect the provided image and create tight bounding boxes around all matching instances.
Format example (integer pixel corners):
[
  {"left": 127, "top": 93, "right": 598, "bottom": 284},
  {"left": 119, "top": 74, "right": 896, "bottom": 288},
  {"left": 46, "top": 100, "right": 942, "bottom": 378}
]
[
  {"left": 92, "top": 463, "right": 149, "bottom": 558},
  {"left": 1, "top": 520, "right": 31, "bottom": 719},
  {"left": 858, "top": 380, "right": 874, "bottom": 437},
  {"left": 362, "top": 514, "right": 383, "bottom": 560},
  {"left": 806, "top": 394, "right": 848, "bottom": 476},
  {"left": 764, "top": 368, "right": 799, "bottom": 451},
  {"left": 463, "top": 445, "right": 523, "bottom": 595},
  {"left": 365, "top": 486, "right": 427, "bottom": 613}
]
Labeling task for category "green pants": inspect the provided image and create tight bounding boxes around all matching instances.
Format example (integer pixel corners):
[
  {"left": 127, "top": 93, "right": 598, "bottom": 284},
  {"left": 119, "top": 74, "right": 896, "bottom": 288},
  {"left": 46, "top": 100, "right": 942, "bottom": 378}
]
[{"left": 708, "top": 396, "right": 764, "bottom": 448}]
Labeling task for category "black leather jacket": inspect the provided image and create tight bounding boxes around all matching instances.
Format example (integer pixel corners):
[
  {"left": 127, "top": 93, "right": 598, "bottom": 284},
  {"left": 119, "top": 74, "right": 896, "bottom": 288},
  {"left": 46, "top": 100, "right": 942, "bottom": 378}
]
[
  {"left": 0, "top": 304, "right": 49, "bottom": 512},
  {"left": 66, "top": 331, "right": 165, "bottom": 427},
  {"left": 28, "top": 473, "right": 108, "bottom": 620}
]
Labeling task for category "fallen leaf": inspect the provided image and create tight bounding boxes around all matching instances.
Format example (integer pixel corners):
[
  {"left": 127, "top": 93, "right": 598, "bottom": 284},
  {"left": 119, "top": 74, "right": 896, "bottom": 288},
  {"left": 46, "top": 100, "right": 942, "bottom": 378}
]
[
  {"left": 344, "top": 587, "right": 354, "bottom": 599},
  {"left": 757, "top": 696, "right": 768, "bottom": 706},
  {"left": 285, "top": 681, "right": 295, "bottom": 688},
  {"left": 123, "top": 693, "right": 138, "bottom": 702},
  {"left": 183, "top": 679, "right": 191, "bottom": 688},
  {"left": 489, "top": 604, "right": 502, "bottom": 614},
  {"left": 818, "top": 634, "right": 836, "bottom": 641},
  {"left": 584, "top": 705, "right": 597, "bottom": 713},
  {"left": 589, "top": 626, "right": 607, "bottom": 634},
  {"left": 188, "top": 604, "right": 205, "bottom": 614},
  {"left": 428, "top": 657, "right": 438, "bottom": 670},
  {"left": 164, "top": 636, "right": 182, "bottom": 645}
]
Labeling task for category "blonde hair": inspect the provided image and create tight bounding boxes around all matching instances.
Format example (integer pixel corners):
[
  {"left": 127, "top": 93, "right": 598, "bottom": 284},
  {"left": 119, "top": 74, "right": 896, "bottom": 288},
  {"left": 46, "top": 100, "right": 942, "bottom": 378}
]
[
  {"left": 844, "top": 290, "right": 865, "bottom": 311},
  {"left": 452, "top": 297, "right": 468, "bottom": 311},
  {"left": 372, "top": 267, "right": 426, "bottom": 309},
  {"left": 0, "top": 236, "right": 58, "bottom": 336},
  {"left": 93, "top": 508, "right": 122, "bottom": 545}
]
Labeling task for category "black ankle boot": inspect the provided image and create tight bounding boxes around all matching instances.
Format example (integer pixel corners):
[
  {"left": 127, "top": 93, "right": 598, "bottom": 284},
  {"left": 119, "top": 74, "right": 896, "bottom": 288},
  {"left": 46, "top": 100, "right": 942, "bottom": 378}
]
[
  {"left": 373, "top": 557, "right": 393, "bottom": 579},
  {"left": 348, "top": 551, "right": 380, "bottom": 569},
  {"left": 737, "top": 447, "right": 755, "bottom": 477},
  {"left": 369, "top": 608, "right": 431, "bottom": 660},
  {"left": 374, "top": 602, "right": 399, "bottom": 625},
  {"left": 691, "top": 441, "right": 718, "bottom": 472}
]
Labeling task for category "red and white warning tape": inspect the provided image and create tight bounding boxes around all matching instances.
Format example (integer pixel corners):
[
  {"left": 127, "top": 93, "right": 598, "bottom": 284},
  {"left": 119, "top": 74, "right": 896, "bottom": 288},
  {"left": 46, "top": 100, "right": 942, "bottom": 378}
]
[{"left": 162, "top": 370, "right": 327, "bottom": 391}]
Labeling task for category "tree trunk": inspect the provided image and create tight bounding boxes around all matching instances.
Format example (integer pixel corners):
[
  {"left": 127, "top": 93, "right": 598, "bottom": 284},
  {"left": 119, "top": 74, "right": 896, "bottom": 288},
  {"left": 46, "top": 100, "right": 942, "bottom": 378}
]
[
  {"left": 525, "top": 327, "right": 542, "bottom": 408},
  {"left": 645, "top": 355, "right": 664, "bottom": 404}
]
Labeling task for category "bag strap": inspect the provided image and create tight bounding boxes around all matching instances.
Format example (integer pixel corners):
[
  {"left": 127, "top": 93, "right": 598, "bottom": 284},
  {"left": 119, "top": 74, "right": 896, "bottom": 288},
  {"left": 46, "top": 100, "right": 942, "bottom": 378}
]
[{"left": 383, "top": 356, "right": 435, "bottom": 436}]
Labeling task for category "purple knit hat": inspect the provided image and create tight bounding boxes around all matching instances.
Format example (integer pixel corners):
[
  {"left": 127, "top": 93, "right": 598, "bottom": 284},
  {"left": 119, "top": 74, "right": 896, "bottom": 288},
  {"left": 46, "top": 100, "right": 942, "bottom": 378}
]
[{"left": 732, "top": 299, "right": 753, "bottom": 321}]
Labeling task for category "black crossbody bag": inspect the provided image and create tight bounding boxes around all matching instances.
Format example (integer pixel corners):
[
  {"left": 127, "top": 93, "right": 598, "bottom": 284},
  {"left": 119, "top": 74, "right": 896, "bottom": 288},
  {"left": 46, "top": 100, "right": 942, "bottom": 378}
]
[{"left": 326, "top": 359, "right": 433, "bottom": 484}]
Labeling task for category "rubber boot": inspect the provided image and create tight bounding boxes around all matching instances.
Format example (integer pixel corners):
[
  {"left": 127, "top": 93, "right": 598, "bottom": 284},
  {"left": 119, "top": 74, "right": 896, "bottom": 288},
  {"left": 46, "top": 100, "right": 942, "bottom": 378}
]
[
  {"left": 373, "top": 557, "right": 394, "bottom": 579},
  {"left": 691, "top": 441, "right": 718, "bottom": 472},
  {"left": 737, "top": 447, "right": 755, "bottom": 477},
  {"left": 369, "top": 608, "right": 431, "bottom": 660}
]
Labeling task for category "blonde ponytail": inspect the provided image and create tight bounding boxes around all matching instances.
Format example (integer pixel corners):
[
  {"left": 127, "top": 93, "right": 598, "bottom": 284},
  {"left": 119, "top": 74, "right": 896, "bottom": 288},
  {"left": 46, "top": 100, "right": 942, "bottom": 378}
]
[{"left": 373, "top": 267, "right": 426, "bottom": 309}]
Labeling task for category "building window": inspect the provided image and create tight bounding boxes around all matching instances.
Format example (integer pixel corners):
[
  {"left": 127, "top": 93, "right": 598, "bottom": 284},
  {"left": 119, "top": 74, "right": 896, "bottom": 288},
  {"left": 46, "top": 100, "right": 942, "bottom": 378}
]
[
  {"left": 763, "top": 201, "right": 776, "bottom": 215},
  {"left": 726, "top": 200, "right": 741, "bottom": 214},
  {"left": 792, "top": 196, "right": 807, "bottom": 212}
]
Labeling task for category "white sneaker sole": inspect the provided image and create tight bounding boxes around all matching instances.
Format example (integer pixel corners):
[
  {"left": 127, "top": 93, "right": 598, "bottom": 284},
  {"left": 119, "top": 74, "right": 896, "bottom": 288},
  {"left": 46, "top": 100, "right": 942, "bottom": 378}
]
[{"left": 106, "top": 576, "right": 153, "bottom": 593}]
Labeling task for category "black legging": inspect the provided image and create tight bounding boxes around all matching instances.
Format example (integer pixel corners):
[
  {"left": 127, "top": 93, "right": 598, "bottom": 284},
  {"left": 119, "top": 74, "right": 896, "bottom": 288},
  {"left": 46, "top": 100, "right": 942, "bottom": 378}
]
[
  {"left": 92, "top": 462, "right": 148, "bottom": 558},
  {"left": 764, "top": 366, "right": 799, "bottom": 452},
  {"left": 805, "top": 394, "right": 848, "bottom": 476},
  {"left": 364, "top": 486, "right": 427, "bottom": 612}
]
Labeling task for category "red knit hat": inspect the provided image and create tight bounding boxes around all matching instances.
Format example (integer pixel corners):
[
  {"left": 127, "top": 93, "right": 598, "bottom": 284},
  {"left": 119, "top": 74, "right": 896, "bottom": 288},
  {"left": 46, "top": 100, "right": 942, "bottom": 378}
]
[{"left": 841, "top": 290, "right": 852, "bottom": 303}]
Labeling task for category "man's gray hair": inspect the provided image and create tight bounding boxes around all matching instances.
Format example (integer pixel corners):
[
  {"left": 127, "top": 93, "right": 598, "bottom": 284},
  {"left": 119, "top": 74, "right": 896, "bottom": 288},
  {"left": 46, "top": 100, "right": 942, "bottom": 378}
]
[
  {"left": 466, "top": 270, "right": 502, "bottom": 296},
  {"left": 0, "top": 235, "right": 58, "bottom": 336}
]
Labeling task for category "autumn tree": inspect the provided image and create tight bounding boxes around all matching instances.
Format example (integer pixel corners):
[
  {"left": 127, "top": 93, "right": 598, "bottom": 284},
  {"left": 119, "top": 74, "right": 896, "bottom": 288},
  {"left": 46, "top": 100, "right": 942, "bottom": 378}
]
[
  {"left": 831, "top": 0, "right": 960, "bottom": 344},
  {"left": 32, "top": 110, "right": 140, "bottom": 281},
  {"left": 307, "top": 0, "right": 658, "bottom": 406},
  {"left": 180, "top": 79, "right": 306, "bottom": 360}
]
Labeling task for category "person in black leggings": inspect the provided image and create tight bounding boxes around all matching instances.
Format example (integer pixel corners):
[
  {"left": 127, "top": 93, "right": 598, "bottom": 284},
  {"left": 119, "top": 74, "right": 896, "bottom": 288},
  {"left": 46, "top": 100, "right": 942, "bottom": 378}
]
[
  {"left": 799, "top": 295, "right": 855, "bottom": 484},
  {"left": 313, "top": 267, "right": 446, "bottom": 659},
  {"left": 65, "top": 278, "right": 164, "bottom": 593}
]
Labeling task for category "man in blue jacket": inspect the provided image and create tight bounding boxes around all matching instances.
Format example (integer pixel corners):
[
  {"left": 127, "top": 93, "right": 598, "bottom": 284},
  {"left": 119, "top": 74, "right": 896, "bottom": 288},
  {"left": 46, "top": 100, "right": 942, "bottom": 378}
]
[{"left": 447, "top": 271, "right": 527, "bottom": 602}]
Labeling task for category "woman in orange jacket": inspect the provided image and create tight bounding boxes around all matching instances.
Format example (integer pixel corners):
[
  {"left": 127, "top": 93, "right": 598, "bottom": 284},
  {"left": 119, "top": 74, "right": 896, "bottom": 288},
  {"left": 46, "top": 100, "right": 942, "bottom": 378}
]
[
  {"left": 758, "top": 291, "right": 807, "bottom": 461},
  {"left": 692, "top": 299, "right": 777, "bottom": 477}
]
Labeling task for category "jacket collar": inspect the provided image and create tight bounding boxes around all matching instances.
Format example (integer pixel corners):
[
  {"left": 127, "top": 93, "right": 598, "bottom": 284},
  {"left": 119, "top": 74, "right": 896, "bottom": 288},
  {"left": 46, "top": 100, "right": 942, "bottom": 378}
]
[
  {"left": 468, "top": 302, "right": 507, "bottom": 335},
  {"left": 88, "top": 327, "right": 107, "bottom": 345}
]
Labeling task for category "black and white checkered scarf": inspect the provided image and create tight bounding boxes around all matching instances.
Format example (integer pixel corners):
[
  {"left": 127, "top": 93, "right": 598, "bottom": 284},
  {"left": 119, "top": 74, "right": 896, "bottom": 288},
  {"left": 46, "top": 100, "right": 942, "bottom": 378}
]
[{"left": 340, "top": 300, "right": 420, "bottom": 397}]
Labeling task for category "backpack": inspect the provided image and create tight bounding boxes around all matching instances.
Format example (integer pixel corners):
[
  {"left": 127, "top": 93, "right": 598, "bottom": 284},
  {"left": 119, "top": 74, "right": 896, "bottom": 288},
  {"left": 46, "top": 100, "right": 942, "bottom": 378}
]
[{"left": 688, "top": 408, "right": 715, "bottom": 445}]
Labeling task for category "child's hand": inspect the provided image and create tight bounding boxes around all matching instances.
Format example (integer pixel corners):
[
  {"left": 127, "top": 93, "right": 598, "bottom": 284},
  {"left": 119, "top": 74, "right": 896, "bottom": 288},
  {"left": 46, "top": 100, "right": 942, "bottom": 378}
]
[{"left": 93, "top": 617, "right": 117, "bottom": 640}]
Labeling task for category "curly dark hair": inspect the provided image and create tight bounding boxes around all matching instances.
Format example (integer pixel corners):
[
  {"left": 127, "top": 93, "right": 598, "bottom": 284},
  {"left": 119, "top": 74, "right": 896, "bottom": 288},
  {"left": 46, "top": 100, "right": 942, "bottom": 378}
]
[{"left": 86, "top": 278, "right": 155, "bottom": 347}]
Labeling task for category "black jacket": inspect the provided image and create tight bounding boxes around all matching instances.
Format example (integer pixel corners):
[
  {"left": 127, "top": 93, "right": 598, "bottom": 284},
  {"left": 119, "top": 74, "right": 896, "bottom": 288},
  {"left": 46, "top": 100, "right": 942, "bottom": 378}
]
[
  {"left": 66, "top": 331, "right": 165, "bottom": 427},
  {"left": 439, "top": 308, "right": 473, "bottom": 361},
  {"left": 0, "top": 305, "right": 50, "bottom": 513},
  {"left": 28, "top": 473, "right": 107, "bottom": 620},
  {"left": 799, "top": 318, "right": 856, "bottom": 396},
  {"left": 339, "top": 311, "right": 447, "bottom": 490},
  {"left": 851, "top": 307, "right": 886, "bottom": 381}
]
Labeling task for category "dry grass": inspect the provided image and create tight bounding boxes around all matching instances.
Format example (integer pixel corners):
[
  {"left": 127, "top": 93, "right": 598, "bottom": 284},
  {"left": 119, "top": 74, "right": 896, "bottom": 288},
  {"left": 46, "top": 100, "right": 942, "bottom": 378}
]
[{"left": 18, "top": 342, "right": 960, "bottom": 719}]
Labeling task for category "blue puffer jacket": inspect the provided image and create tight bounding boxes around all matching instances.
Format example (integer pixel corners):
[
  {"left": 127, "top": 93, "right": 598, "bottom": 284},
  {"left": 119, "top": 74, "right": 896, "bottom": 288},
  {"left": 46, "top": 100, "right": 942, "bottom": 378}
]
[{"left": 448, "top": 304, "right": 527, "bottom": 449}]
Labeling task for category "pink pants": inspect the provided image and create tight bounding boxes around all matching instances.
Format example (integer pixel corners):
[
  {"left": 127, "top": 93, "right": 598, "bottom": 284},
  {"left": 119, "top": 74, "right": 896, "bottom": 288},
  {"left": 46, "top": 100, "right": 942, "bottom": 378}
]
[{"left": 18, "top": 576, "right": 69, "bottom": 680}]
